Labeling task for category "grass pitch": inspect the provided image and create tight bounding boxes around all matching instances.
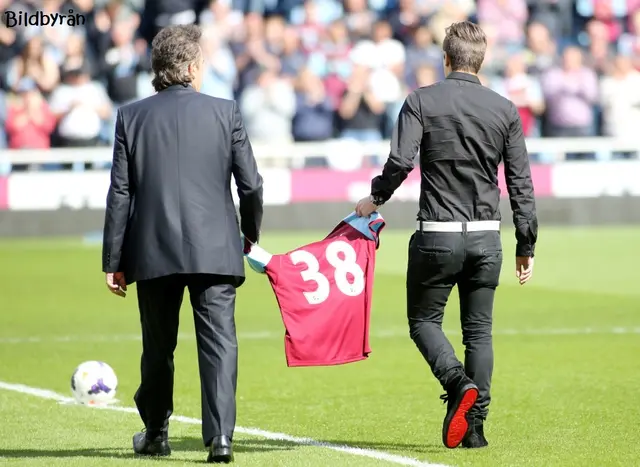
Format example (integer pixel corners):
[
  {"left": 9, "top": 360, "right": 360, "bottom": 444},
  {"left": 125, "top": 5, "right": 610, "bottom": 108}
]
[{"left": 0, "top": 226, "right": 639, "bottom": 467}]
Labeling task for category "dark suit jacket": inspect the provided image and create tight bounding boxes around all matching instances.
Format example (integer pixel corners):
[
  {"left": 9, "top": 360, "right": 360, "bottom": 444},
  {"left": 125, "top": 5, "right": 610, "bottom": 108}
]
[{"left": 102, "top": 84, "right": 263, "bottom": 287}]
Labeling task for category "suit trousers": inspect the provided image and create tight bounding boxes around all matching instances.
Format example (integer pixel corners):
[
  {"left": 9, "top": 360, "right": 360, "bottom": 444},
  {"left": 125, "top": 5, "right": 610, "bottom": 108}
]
[
  {"left": 134, "top": 273, "right": 238, "bottom": 446},
  {"left": 406, "top": 229, "right": 503, "bottom": 420}
]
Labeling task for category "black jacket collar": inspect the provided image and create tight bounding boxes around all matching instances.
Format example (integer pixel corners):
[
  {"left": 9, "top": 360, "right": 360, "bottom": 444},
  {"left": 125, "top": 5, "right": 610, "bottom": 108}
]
[{"left": 161, "top": 83, "right": 194, "bottom": 92}]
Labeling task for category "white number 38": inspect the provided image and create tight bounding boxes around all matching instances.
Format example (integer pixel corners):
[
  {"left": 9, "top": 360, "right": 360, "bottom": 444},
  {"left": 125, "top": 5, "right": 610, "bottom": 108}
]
[{"left": 289, "top": 240, "right": 365, "bottom": 305}]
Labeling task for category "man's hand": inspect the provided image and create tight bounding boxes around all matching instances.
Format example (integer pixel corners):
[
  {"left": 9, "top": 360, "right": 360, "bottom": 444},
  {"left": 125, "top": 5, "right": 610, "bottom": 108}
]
[
  {"left": 243, "top": 236, "right": 255, "bottom": 254},
  {"left": 355, "top": 196, "right": 377, "bottom": 217},
  {"left": 515, "top": 257, "right": 534, "bottom": 285},
  {"left": 106, "top": 272, "right": 127, "bottom": 297}
]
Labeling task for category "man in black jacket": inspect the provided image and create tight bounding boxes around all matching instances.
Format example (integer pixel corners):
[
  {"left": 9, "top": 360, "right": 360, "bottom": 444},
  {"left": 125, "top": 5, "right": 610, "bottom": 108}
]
[
  {"left": 356, "top": 21, "right": 537, "bottom": 450},
  {"left": 102, "top": 24, "right": 263, "bottom": 464}
]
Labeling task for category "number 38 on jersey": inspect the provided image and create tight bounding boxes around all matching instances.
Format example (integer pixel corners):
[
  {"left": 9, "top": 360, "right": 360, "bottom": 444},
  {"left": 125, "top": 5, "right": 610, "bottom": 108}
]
[{"left": 289, "top": 240, "right": 366, "bottom": 305}]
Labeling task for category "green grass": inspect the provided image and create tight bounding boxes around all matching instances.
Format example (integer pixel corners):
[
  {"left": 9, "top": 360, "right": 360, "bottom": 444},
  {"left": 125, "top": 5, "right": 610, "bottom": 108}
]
[{"left": 0, "top": 227, "right": 639, "bottom": 467}]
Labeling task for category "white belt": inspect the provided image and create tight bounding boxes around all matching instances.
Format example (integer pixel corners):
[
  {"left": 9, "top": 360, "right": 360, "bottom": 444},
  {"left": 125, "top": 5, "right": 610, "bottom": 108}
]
[{"left": 416, "top": 221, "right": 500, "bottom": 232}]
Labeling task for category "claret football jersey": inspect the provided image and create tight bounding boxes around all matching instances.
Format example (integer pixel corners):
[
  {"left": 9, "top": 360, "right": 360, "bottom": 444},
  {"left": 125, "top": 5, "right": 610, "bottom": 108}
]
[{"left": 244, "top": 212, "right": 385, "bottom": 367}]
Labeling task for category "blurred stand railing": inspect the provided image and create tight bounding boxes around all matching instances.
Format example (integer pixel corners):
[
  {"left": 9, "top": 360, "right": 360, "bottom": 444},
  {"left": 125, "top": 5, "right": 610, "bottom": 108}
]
[{"left": 1, "top": 137, "right": 639, "bottom": 174}]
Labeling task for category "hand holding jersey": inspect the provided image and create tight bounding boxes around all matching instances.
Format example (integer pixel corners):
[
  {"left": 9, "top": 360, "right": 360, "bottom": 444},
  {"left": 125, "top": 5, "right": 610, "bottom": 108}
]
[{"left": 243, "top": 212, "right": 385, "bottom": 367}]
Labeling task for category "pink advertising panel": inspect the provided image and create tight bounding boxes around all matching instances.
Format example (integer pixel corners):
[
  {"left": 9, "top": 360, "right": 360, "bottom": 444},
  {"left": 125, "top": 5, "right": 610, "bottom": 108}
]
[
  {"left": 291, "top": 165, "right": 553, "bottom": 203},
  {"left": 0, "top": 177, "right": 7, "bottom": 210}
]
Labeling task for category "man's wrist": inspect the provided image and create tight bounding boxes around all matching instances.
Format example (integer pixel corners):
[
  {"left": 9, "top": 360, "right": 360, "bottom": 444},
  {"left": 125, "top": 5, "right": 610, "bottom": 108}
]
[{"left": 369, "top": 194, "right": 385, "bottom": 206}]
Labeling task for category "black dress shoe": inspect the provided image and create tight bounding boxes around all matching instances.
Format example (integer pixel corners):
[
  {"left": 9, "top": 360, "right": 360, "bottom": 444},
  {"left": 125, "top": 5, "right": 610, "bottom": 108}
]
[
  {"left": 440, "top": 373, "right": 479, "bottom": 449},
  {"left": 462, "top": 417, "right": 489, "bottom": 448},
  {"left": 207, "top": 435, "right": 233, "bottom": 463},
  {"left": 132, "top": 431, "right": 171, "bottom": 456}
]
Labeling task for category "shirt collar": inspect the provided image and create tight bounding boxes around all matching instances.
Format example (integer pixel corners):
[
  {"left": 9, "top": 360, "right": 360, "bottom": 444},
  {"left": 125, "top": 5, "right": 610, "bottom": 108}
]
[{"left": 446, "top": 72, "right": 481, "bottom": 84}]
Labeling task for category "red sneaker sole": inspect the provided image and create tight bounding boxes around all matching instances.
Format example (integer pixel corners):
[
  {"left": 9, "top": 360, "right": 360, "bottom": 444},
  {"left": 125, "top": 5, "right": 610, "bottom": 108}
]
[{"left": 443, "top": 387, "right": 479, "bottom": 449}]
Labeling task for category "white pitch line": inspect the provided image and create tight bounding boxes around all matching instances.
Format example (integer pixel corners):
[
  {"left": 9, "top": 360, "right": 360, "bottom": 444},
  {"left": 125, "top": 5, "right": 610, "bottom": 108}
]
[
  {"left": 1, "top": 327, "right": 640, "bottom": 345},
  {"left": 0, "top": 381, "right": 447, "bottom": 467}
]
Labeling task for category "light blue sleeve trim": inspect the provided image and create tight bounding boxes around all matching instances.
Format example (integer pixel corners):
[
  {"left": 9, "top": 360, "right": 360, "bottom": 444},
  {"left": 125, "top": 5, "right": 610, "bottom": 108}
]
[{"left": 342, "top": 211, "right": 384, "bottom": 241}]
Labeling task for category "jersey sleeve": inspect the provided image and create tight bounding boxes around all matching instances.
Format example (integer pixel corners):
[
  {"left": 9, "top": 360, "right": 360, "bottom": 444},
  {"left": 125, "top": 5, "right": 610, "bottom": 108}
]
[
  {"left": 368, "top": 215, "right": 385, "bottom": 249},
  {"left": 245, "top": 244, "right": 273, "bottom": 273}
]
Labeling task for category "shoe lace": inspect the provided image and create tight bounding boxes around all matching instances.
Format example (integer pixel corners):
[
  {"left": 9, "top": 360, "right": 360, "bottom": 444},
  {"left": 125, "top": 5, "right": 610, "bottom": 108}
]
[{"left": 439, "top": 393, "right": 449, "bottom": 404}]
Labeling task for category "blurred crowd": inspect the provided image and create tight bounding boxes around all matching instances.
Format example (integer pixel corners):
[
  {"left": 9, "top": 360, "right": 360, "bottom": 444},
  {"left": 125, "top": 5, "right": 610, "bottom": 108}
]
[{"left": 1, "top": 0, "right": 640, "bottom": 168}]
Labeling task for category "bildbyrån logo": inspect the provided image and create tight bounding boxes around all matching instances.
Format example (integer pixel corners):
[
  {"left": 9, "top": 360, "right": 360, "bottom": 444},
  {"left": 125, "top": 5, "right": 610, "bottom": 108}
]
[{"left": 3, "top": 9, "right": 86, "bottom": 28}]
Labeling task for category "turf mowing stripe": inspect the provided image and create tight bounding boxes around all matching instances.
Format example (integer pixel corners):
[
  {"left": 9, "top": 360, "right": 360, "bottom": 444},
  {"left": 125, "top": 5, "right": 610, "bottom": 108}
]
[
  {"left": 1, "top": 326, "right": 640, "bottom": 345},
  {"left": 0, "top": 381, "right": 448, "bottom": 467}
]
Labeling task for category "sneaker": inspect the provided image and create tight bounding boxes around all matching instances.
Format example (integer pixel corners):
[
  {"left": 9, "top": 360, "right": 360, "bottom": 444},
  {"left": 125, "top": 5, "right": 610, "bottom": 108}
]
[
  {"left": 440, "top": 374, "right": 479, "bottom": 449},
  {"left": 462, "top": 417, "right": 488, "bottom": 448}
]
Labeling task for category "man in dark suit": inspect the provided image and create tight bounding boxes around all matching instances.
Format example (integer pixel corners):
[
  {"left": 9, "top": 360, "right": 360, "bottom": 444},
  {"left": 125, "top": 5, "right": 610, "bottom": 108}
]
[
  {"left": 356, "top": 21, "right": 537, "bottom": 450},
  {"left": 101, "top": 24, "right": 263, "bottom": 464}
]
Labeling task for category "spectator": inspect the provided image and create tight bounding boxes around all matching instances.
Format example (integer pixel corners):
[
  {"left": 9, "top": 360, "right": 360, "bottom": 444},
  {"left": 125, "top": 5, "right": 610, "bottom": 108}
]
[
  {"left": 387, "top": 0, "right": 425, "bottom": 45},
  {"left": 583, "top": 19, "right": 616, "bottom": 77},
  {"left": 37, "top": 0, "right": 77, "bottom": 65},
  {"left": 319, "top": 19, "right": 352, "bottom": 71},
  {"left": 343, "top": 0, "right": 379, "bottom": 40},
  {"left": 479, "top": 22, "right": 513, "bottom": 79},
  {"left": 5, "top": 78, "right": 56, "bottom": 150},
  {"left": 527, "top": 0, "right": 574, "bottom": 39},
  {"left": 85, "top": 0, "right": 134, "bottom": 60},
  {"left": 288, "top": 0, "right": 343, "bottom": 26},
  {"left": 233, "top": 13, "right": 280, "bottom": 92},
  {"left": 6, "top": 36, "right": 60, "bottom": 95},
  {"left": 429, "top": 0, "right": 476, "bottom": 45},
  {"left": 349, "top": 21, "right": 406, "bottom": 117},
  {"left": 292, "top": 68, "right": 335, "bottom": 142},
  {"left": 199, "top": 0, "right": 241, "bottom": 42},
  {"left": 600, "top": 55, "right": 640, "bottom": 145},
  {"left": 618, "top": 9, "right": 640, "bottom": 62},
  {"left": 240, "top": 68, "right": 296, "bottom": 143},
  {"left": 477, "top": 0, "right": 528, "bottom": 49},
  {"left": 139, "top": 0, "right": 205, "bottom": 45},
  {"left": 317, "top": 20, "right": 352, "bottom": 108},
  {"left": 102, "top": 14, "right": 150, "bottom": 107},
  {"left": 524, "top": 22, "right": 558, "bottom": 76},
  {"left": 405, "top": 25, "right": 444, "bottom": 85},
  {"left": 371, "top": 20, "right": 406, "bottom": 77},
  {"left": 293, "top": 0, "right": 327, "bottom": 53},
  {"left": 0, "top": 0, "right": 21, "bottom": 89},
  {"left": 541, "top": 46, "right": 598, "bottom": 153},
  {"left": 61, "top": 34, "right": 100, "bottom": 81},
  {"left": 199, "top": 27, "right": 237, "bottom": 100},
  {"left": 337, "top": 64, "right": 385, "bottom": 142},
  {"left": 576, "top": 0, "right": 627, "bottom": 44},
  {"left": 264, "top": 15, "right": 287, "bottom": 57},
  {"left": 48, "top": 63, "right": 112, "bottom": 147},
  {"left": 280, "top": 27, "right": 307, "bottom": 79},
  {"left": 492, "top": 53, "right": 545, "bottom": 137}
]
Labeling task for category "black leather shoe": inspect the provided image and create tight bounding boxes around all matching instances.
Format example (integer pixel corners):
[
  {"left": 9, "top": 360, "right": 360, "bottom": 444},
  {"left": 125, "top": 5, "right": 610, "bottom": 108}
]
[
  {"left": 462, "top": 417, "right": 489, "bottom": 448},
  {"left": 132, "top": 431, "right": 171, "bottom": 456},
  {"left": 440, "top": 373, "right": 479, "bottom": 449},
  {"left": 207, "top": 435, "right": 233, "bottom": 463}
]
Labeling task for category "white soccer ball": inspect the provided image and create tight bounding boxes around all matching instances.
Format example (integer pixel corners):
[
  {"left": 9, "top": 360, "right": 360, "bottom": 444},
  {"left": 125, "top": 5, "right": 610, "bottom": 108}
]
[{"left": 70, "top": 361, "right": 118, "bottom": 405}]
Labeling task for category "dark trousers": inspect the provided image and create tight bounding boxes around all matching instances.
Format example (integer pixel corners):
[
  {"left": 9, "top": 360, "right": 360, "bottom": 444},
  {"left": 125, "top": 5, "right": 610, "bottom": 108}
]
[
  {"left": 406, "top": 230, "right": 503, "bottom": 420},
  {"left": 134, "top": 273, "right": 238, "bottom": 446}
]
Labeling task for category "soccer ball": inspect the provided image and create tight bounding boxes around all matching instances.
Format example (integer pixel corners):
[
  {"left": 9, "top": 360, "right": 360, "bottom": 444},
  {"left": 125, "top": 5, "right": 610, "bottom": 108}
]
[{"left": 70, "top": 361, "right": 118, "bottom": 405}]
